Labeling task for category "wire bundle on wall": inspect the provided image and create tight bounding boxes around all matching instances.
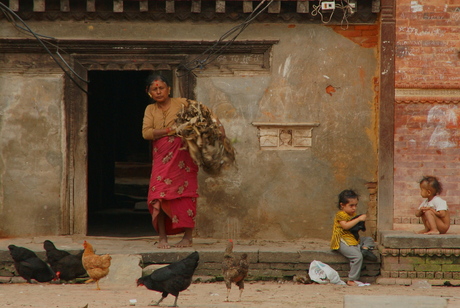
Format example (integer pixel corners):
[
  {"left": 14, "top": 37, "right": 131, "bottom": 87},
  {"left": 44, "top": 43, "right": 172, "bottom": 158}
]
[
  {"left": 0, "top": 3, "right": 89, "bottom": 93},
  {"left": 176, "top": 0, "right": 274, "bottom": 77},
  {"left": 311, "top": 0, "right": 356, "bottom": 29}
]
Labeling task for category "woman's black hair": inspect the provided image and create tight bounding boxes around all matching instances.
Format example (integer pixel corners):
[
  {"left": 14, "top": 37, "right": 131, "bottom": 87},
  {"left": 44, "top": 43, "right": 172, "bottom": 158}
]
[
  {"left": 145, "top": 74, "right": 171, "bottom": 89},
  {"left": 420, "top": 176, "right": 443, "bottom": 195},
  {"left": 337, "top": 189, "right": 359, "bottom": 209}
]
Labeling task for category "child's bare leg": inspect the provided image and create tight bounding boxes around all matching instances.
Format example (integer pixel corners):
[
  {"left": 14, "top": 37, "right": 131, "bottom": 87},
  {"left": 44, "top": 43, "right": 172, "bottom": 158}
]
[
  {"left": 416, "top": 216, "right": 430, "bottom": 234},
  {"left": 435, "top": 215, "right": 450, "bottom": 234},
  {"left": 422, "top": 211, "right": 439, "bottom": 234}
]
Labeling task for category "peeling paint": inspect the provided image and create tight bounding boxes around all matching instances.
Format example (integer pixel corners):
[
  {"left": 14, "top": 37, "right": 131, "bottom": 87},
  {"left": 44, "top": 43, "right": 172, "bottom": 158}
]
[
  {"left": 326, "top": 85, "right": 336, "bottom": 96},
  {"left": 410, "top": 1, "right": 423, "bottom": 13}
]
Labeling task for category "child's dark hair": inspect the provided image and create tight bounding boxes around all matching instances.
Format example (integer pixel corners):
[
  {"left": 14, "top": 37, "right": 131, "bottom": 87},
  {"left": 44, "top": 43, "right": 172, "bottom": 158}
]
[
  {"left": 337, "top": 189, "right": 359, "bottom": 209},
  {"left": 420, "top": 176, "right": 443, "bottom": 195}
]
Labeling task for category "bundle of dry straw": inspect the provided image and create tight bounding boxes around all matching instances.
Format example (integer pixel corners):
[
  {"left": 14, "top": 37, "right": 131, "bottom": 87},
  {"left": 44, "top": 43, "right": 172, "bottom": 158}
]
[{"left": 175, "top": 99, "right": 236, "bottom": 175}]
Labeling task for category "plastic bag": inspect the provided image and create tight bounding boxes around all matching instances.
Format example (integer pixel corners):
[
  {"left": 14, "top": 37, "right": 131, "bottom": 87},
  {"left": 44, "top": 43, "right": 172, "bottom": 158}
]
[{"left": 308, "top": 260, "right": 346, "bottom": 285}]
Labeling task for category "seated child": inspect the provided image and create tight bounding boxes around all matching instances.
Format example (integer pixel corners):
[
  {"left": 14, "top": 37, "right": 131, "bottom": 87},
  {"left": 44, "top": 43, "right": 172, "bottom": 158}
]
[
  {"left": 416, "top": 176, "right": 450, "bottom": 235},
  {"left": 330, "top": 189, "right": 377, "bottom": 286}
]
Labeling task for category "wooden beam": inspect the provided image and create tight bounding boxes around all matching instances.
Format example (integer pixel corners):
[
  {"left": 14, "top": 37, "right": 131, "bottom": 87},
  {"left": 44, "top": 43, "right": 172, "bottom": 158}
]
[
  {"left": 166, "top": 0, "right": 175, "bottom": 13},
  {"left": 297, "top": 0, "right": 309, "bottom": 13},
  {"left": 60, "top": 0, "right": 70, "bottom": 12},
  {"left": 268, "top": 0, "right": 281, "bottom": 13},
  {"left": 33, "top": 0, "right": 45, "bottom": 12},
  {"left": 139, "top": 0, "right": 148, "bottom": 12},
  {"left": 243, "top": 1, "right": 253, "bottom": 13},
  {"left": 216, "top": 0, "right": 225, "bottom": 13},
  {"left": 114, "top": 0, "right": 123, "bottom": 13},
  {"left": 9, "top": 0, "right": 19, "bottom": 11},
  {"left": 87, "top": 0, "right": 96, "bottom": 12},
  {"left": 378, "top": 0, "right": 396, "bottom": 233},
  {"left": 191, "top": 0, "right": 201, "bottom": 13}
]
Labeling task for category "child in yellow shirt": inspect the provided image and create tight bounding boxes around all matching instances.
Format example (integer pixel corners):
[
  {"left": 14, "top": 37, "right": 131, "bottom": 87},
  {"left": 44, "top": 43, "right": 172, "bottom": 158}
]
[{"left": 331, "top": 189, "right": 377, "bottom": 286}]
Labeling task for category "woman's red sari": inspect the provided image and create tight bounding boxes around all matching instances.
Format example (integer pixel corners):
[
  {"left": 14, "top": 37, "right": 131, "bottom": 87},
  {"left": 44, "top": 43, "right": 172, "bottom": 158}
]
[{"left": 147, "top": 136, "right": 199, "bottom": 235}]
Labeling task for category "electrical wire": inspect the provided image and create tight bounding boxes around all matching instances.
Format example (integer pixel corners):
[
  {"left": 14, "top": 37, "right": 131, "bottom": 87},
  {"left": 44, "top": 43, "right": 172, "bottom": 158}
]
[
  {"left": 0, "top": 3, "right": 89, "bottom": 93},
  {"left": 176, "top": 0, "right": 274, "bottom": 77},
  {"left": 311, "top": 0, "right": 355, "bottom": 27}
]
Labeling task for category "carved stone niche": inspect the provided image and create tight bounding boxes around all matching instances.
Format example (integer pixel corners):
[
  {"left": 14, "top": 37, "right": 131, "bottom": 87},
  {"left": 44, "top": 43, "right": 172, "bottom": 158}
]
[{"left": 252, "top": 122, "right": 320, "bottom": 150}]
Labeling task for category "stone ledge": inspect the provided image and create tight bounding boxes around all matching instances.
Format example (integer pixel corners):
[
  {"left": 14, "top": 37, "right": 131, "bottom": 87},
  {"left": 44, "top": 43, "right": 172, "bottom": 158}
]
[{"left": 380, "top": 230, "right": 460, "bottom": 249}]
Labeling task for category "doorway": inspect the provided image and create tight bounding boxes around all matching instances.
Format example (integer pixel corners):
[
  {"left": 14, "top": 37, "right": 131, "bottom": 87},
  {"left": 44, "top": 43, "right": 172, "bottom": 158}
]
[{"left": 86, "top": 70, "right": 154, "bottom": 237}]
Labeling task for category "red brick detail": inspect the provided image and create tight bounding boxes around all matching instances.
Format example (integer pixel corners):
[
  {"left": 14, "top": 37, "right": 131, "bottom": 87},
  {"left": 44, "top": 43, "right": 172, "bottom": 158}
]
[{"left": 328, "top": 25, "right": 379, "bottom": 48}]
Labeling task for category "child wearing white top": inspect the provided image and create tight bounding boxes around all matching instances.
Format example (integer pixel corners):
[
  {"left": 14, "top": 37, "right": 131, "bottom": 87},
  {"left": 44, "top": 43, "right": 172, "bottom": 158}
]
[{"left": 415, "top": 176, "right": 450, "bottom": 234}]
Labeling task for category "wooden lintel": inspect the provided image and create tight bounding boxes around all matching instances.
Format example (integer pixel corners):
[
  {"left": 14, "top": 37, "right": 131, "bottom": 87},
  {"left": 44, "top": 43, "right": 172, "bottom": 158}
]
[
  {"left": 191, "top": 0, "right": 201, "bottom": 13},
  {"left": 33, "top": 0, "right": 45, "bottom": 12},
  {"left": 297, "top": 0, "right": 309, "bottom": 13},
  {"left": 243, "top": 1, "right": 253, "bottom": 13},
  {"left": 216, "top": 0, "right": 225, "bottom": 13},
  {"left": 87, "top": 0, "right": 96, "bottom": 12},
  {"left": 268, "top": 0, "right": 281, "bottom": 13},
  {"left": 139, "top": 0, "right": 148, "bottom": 12},
  {"left": 9, "top": 0, "right": 19, "bottom": 11},
  {"left": 60, "top": 0, "right": 70, "bottom": 12},
  {"left": 113, "top": 0, "right": 123, "bottom": 13},
  {"left": 166, "top": 0, "right": 175, "bottom": 13}
]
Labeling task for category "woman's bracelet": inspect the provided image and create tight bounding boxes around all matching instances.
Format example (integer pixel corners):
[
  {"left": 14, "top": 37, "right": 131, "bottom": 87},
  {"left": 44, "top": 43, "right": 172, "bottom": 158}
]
[{"left": 165, "top": 127, "right": 172, "bottom": 134}]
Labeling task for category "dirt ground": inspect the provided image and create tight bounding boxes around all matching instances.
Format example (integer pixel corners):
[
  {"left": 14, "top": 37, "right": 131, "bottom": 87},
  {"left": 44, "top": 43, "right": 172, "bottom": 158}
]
[{"left": 1, "top": 280, "right": 460, "bottom": 308}]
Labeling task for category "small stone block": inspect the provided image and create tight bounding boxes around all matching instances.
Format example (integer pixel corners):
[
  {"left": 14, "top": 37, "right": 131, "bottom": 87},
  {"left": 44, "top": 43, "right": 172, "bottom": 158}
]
[{"left": 344, "top": 295, "right": 447, "bottom": 308}]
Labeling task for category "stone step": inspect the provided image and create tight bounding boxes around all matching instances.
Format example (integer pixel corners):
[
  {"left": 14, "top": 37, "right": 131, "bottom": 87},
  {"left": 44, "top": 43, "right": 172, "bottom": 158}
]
[
  {"left": 114, "top": 177, "right": 149, "bottom": 198},
  {"left": 0, "top": 237, "right": 380, "bottom": 283},
  {"left": 114, "top": 162, "right": 151, "bottom": 178}
]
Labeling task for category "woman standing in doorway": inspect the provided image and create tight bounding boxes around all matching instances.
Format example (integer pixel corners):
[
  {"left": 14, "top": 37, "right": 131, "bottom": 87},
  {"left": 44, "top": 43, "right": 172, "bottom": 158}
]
[{"left": 142, "top": 74, "right": 225, "bottom": 249}]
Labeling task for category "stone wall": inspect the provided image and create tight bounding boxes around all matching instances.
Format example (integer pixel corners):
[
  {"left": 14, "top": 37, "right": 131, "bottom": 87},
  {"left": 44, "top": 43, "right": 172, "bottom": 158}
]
[{"left": 378, "top": 231, "right": 460, "bottom": 286}]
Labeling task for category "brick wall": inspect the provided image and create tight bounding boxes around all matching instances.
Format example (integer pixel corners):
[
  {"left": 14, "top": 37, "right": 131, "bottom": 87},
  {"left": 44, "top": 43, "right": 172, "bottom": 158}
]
[
  {"left": 394, "top": 0, "right": 460, "bottom": 229},
  {"left": 394, "top": 102, "right": 460, "bottom": 225},
  {"left": 395, "top": 1, "right": 460, "bottom": 87}
]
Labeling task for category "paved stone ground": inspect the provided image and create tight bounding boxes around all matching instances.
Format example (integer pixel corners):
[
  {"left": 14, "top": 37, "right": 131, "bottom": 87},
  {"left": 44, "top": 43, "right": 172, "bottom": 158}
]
[{"left": 0, "top": 280, "right": 459, "bottom": 307}]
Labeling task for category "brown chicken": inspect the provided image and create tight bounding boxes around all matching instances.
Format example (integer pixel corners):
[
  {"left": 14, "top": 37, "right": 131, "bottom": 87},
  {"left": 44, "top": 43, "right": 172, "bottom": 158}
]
[
  {"left": 222, "top": 239, "right": 249, "bottom": 302},
  {"left": 82, "top": 241, "right": 112, "bottom": 290}
]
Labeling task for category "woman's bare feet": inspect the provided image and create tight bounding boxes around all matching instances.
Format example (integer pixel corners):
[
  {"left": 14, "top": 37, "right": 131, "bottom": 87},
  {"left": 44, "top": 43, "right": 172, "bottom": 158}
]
[
  {"left": 157, "top": 238, "right": 170, "bottom": 249},
  {"left": 174, "top": 238, "right": 193, "bottom": 247},
  {"left": 415, "top": 229, "right": 428, "bottom": 234}
]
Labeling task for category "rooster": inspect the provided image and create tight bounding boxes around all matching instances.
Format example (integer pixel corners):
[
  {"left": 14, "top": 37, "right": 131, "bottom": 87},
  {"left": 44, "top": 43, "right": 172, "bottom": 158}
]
[
  {"left": 222, "top": 240, "right": 249, "bottom": 302},
  {"left": 82, "top": 241, "right": 112, "bottom": 290},
  {"left": 43, "top": 240, "right": 87, "bottom": 282},
  {"left": 137, "top": 251, "right": 199, "bottom": 307},
  {"left": 8, "top": 244, "right": 56, "bottom": 283}
]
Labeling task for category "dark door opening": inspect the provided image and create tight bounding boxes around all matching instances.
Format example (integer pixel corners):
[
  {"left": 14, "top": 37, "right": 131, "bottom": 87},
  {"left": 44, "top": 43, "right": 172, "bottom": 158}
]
[{"left": 87, "top": 70, "right": 154, "bottom": 237}]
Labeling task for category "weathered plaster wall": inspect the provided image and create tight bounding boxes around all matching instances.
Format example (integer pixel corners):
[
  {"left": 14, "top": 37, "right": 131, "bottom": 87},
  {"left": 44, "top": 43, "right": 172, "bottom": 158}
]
[
  {"left": 0, "top": 20, "right": 378, "bottom": 239},
  {"left": 0, "top": 74, "right": 64, "bottom": 237},
  {"left": 193, "top": 24, "right": 378, "bottom": 240}
]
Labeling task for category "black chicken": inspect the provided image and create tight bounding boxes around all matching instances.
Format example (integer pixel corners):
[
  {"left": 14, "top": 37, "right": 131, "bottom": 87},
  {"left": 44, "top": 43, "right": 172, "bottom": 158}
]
[
  {"left": 137, "top": 251, "right": 199, "bottom": 307},
  {"left": 8, "top": 244, "right": 56, "bottom": 283},
  {"left": 43, "top": 240, "right": 87, "bottom": 281}
]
